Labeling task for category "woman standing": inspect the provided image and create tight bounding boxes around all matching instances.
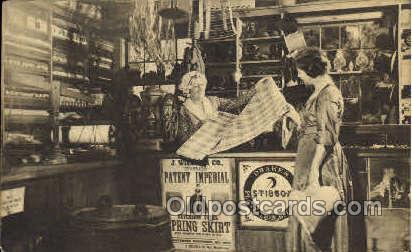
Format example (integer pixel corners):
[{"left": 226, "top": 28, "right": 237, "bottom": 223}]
[{"left": 288, "top": 48, "right": 353, "bottom": 252}]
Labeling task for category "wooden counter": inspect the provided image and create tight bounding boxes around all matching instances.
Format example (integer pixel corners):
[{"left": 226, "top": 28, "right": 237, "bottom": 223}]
[
  {"left": 2, "top": 160, "right": 123, "bottom": 185},
  {"left": 1, "top": 159, "right": 131, "bottom": 252},
  {"left": 132, "top": 146, "right": 409, "bottom": 252}
]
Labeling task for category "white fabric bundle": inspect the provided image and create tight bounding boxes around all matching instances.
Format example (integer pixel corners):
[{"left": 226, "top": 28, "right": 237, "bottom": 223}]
[{"left": 67, "top": 125, "right": 112, "bottom": 144}]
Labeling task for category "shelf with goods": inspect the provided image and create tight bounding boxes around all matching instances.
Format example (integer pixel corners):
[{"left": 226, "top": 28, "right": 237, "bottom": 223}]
[
  {"left": 48, "top": 2, "right": 117, "bottom": 165},
  {"left": 50, "top": 1, "right": 115, "bottom": 116},
  {"left": 4, "top": 58, "right": 50, "bottom": 78},
  {"left": 4, "top": 109, "right": 52, "bottom": 128},
  {"left": 52, "top": 0, "right": 103, "bottom": 28},
  {"left": 294, "top": 6, "right": 403, "bottom": 125},
  {"left": 198, "top": 36, "right": 236, "bottom": 44},
  {"left": 241, "top": 74, "right": 281, "bottom": 79},
  {"left": 2, "top": 1, "right": 116, "bottom": 168},
  {"left": 3, "top": 36, "right": 51, "bottom": 63},
  {"left": 199, "top": 37, "right": 238, "bottom": 97},
  {"left": 3, "top": 6, "right": 51, "bottom": 61},
  {"left": 205, "top": 89, "right": 238, "bottom": 98},
  {"left": 398, "top": 6, "right": 411, "bottom": 124},
  {"left": 198, "top": 11, "right": 286, "bottom": 97},
  {"left": 241, "top": 35, "right": 282, "bottom": 42},
  {"left": 193, "top": 3, "right": 240, "bottom": 97},
  {"left": 2, "top": 2, "right": 55, "bottom": 168},
  {"left": 238, "top": 14, "right": 286, "bottom": 92},
  {"left": 3, "top": 3, "right": 53, "bottom": 122},
  {"left": 230, "top": 1, "right": 410, "bottom": 124},
  {"left": 241, "top": 59, "right": 282, "bottom": 64}
]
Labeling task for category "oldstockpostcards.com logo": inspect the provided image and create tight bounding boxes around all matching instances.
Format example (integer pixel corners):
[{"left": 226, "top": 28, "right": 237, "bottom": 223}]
[{"left": 166, "top": 197, "right": 383, "bottom": 218}]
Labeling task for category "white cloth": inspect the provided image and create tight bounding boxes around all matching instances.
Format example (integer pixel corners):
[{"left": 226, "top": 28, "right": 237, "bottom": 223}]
[
  {"left": 183, "top": 97, "right": 218, "bottom": 122},
  {"left": 176, "top": 77, "right": 290, "bottom": 160}
]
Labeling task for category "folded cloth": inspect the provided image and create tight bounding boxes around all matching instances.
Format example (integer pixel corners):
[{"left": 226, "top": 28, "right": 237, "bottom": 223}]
[
  {"left": 176, "top": 77, "right": 290, "bottom": 160},
  {"left": 176, "top": 112, "right": 236, "bottom": 160},
  {"left": 289, "top": 186, "right": 341, "bottom": 236}
]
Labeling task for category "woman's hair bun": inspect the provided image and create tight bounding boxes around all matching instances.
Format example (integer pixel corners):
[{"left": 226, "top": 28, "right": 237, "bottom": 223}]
[{"left": 294, "top": 47, "right": 328, "bottom": 78}]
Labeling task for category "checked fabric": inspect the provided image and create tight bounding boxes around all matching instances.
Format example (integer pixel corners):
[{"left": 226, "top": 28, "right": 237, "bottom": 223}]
[{"left": 176, "top": 77, "right": 290, "bottom": 160}]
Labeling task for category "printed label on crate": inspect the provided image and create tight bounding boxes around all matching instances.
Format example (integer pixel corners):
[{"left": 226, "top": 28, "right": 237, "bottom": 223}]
[
  {"left": 239, "top": 161, "right": 294, "bottom": 228},
  {"left": 161, "top": 158, "right": 235, "bottom": 251},
  {"left": 1, "top": 187, "right": 25, "bottom": 217}
]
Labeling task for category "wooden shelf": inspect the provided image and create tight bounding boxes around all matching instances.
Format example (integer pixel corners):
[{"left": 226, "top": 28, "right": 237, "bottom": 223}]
[
  {"left": 206, "top": 89, "right": 237, "bottom": 95},
  {"left": 53, "top": 16, "right": 78, "bottom": 30},
  {"left": 52, "top": 4, "right": 102, "bottom": 30},
  {"left": 53, "top": 73, "right": 90, "bottom": 86},
  {"left": 134, "top": 151, "right": 297, "bottom": 159},
  {"left": 4, "top": 32, "right": 50, "bottom": 50},
  {"left": 5, "top": 85, "right": 50, "bottom": 94},
  {"left": 4, "top": 79, "right": 51, "bottom": 94},
  {"left": 137, "top": 80, "right": 177, "bottom": 86},
  {"left": 4, "top": 96, "right": 50, "bottom": 110},
  {"left": 57, "top": 120, "right": 112, "bottom": 126},
  {"left": 5, "top": 65, "right": 49, "bottom": 77},
  {"left": 198, "top": 37, "right": 236, "bottom": 43},
  {"left": 4, "top": 42, "right": 50, "bottom": 62},
  {"left": 341, "top": 124, "right": 411, "bottom": 134},
  {"left": 5, "top": 24, "right": 49, "bottom": 42},
  {"left": 5, "top": 114, "right": 51, "bottom": 126},
  {"left": 239, "top": 88, "right": 254, "bottom": 93},
  {"left": 241, "top": 59, "right": 281, "bottom": 64},
  {"left": 242, "top": 74, "right": 280, "bottom": 79},
  {"left": 59, "top": 106, "right": 103, "bottom": 113},
  {"left": 234, "top": 0, "right": 410, "bottom": 18},
  {"left": 328, "top": 71, "right": 363, "bottom": 75},
  {"left": 52, "top": 60, "right": 85, "bottom": 70},
  {"left": 321, "top": 48, "right": 380, "bottom": 52},
  {"left": 60, "top": 87, "right": 94, "bottom": 102},
  {"left": 52, "top": 37, "right": 88, "bottom": 50},
  {"left": 241, "top": 36, "right": 282, "bottom": 42},
  {"left": 206, "top": 62, "right": 237, "bottom": 66},
  {"left": 329, "top": 71, "right": 379, "bottom": 75}
]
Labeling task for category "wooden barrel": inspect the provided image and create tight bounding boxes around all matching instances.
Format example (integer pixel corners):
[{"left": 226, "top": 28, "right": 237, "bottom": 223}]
[{"left": 56, "top": 203, "right": 173, "bottom": 252}]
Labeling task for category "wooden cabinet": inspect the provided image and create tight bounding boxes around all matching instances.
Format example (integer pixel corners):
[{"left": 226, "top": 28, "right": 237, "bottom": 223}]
[
  {"left": 347, "top": 150, "right": 410, "bottom": 252},
  {"left": 198, "top": 0, "right": 410, "bottom": 125},
  {"left": 3, "top": 1, "right": 117, "bottom": 169},
  {"left": 0, "top": 161, "right": 127, "bottom": 252},
  {"left": 3, "top": 2, "right": 54, "bottom": 168},
  {"left": 198, "top": 12, "right": 285, "bottom": 97},
  {"left": 365, "top": 154, "right": 410, "bottom": 252}
]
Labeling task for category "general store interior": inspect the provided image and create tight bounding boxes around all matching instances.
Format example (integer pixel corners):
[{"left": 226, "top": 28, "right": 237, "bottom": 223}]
[{"left": 1, "top": 0, "right": 411, "bottom": 251}]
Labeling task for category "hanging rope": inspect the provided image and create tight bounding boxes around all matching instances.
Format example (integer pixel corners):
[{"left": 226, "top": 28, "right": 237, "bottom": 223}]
[{"left": 129, "top": 0, "right": 162, "bottom": 63}]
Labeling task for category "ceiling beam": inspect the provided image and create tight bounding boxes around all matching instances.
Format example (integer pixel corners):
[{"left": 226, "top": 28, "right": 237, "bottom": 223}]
[{"left": 234, "top": 0, "right": 410, "bottom": 18}]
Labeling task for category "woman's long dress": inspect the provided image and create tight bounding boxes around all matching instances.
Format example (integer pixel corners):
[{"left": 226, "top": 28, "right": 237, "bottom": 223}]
[{"left": 288, "top": 81, "right": 353, "bottom": 252}]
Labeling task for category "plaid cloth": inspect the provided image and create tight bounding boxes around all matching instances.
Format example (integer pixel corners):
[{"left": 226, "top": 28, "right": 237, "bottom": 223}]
[{"left": 176, "top": 77, "right": 290, "bottom": 160}]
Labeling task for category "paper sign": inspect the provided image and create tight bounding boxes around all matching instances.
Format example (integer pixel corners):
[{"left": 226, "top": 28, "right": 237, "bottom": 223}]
[
  {"left": 1, "top": 187, "right": 25, "bottom": 217},
  {"left": 284, "top": 31, "right": 307, "bottom": 53},
  {"left": 161, "top": 158, "right": 235, "bottom": 251},
  {"left": 239, "top": 161, "right": 295, "bottom": 228}
]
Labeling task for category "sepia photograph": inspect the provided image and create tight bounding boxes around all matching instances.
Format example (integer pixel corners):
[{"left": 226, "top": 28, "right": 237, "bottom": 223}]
[{"left": 1, "top": 0, "right": 411, "bottom": 251}]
